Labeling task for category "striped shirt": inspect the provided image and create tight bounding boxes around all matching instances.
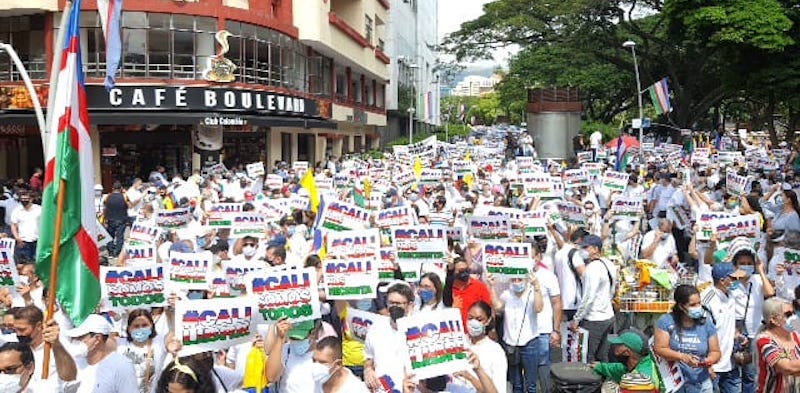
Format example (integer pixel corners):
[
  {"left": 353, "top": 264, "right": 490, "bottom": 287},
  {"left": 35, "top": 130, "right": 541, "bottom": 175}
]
[{"left": 756, "top": 331, "right": 800, "bottom": 393}]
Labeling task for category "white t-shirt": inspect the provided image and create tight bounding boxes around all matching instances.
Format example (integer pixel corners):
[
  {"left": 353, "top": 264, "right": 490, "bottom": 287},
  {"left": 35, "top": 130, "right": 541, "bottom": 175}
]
[
  {"left": 0, "top": 196, "right": 19, "bottom": 226},
  {"left": 24, "top": 378, "right": 80, "bottom": 393},
  {"left": 126, "top": 188, "right": 144, "bottom": 218},
  {"left": 701, "top": 286, "right": 736, "bottom": 373},
  {"left": 536, "top": 268, "right": 561, "bottom": 335},
  {"left": 589, "top": 131, "right": 602, "bottom": 149},
  {"left": 553, "top": 244, "right": 585, "bottom": 310},
  {"left": 474, "top": 336, "right": 507, "bottom": 392},
  {"left": 364, "top": 319, "right": 407, "bottom": 392},
  {"left": 639, "top": 230, "right": 677, "bottom": 269},
  {"left": 76, "top": 352, "right": 138, "bottom": 393},
  {"left": 275, "top": 345, "right": 316, "bottom": 393},
  {"left": 331, "top": 368, "right": 370, "bottom": 393},
  {"left": 11, "top": 204, "right": 41, "bottom": 242},
  {"left": 500, "top": 289, "right": 539, "bottom": 346},
  {"left": 574, "top": 259, "right": 617, "bottom": 322},
  {"left": 116, "top": 335, "right": 168, "bottom": 393},
  {"left": 212, "top": 365, "right": 243, "bottom": 393}
]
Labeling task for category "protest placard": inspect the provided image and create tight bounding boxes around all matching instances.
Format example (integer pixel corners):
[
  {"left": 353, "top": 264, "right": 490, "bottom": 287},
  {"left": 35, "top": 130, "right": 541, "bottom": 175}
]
[
  {"left": 222, "top": 260, "right": 263, "bottom": 294},
  {"left": 100, "top": 265, "right": 166, "bottom": 310},
  {"left": 347, "top": 308, "right": 389, "bottom": 344},
  {"left": 265, "top": 174, "right": 283, "bottom": 189},
  {"left": 379, "top": 248, "right": 396, "bottom": 282},
  {"left": 550, "top": 176, "right": 565, "bottom": 198},
  {"left": 521, "top": 174, "right": 552, "bottom": 197},
  {"left": 557, "top": 202, "right": 586, "bottom": 227},
  {"left": 692, "top": 148, "right": 710, "bottom": 165},
  {"left": 419, "top": 169, "right": 443, "bottom": 185},
  {"left": 445, "top": 227, "right": 464, "bottom": 243},
  {"left": 467, "top": 216, "right": 512, "bottom": 241},
  {"left": 395, "top": 170, "right": 416, "bottom": 190},
  {"left": 96, "top": 221, "right": 112, "bottom": 248},
  {"left": 315, "top": 196, "right": 371, "bottom": 231},
  {"left": 129, "top": 222, "right": 162, "bottom": 244},
  {"left": 323, "top": 257, "right": 379, "bottom": 299},
  {"left": 396, "top": 308, "right": 471, "bottom": 380},
  {"left": 229, "top": 213, "right": 268, "bottom": 236},
  {"left": 482, "top": 242, "right": 531, "bottom": 276},
  {"left": 516, "top": 157, "right": 534, "bottom": 171},
  {"left": 561, "top": 322, "right": 589, "bottom": 363},
  {"left": 166, "top": 251, "right": 213, "bottom": 291},
  {"left": 326, "top": 229, "right": 381, "bottom": 259},
  {"left": 697, "top": 212, "right": 734, "bottom": 240},
  {"left": 391, "top": 226, "right": 448, "bottom": 265},
  {"left": 244, "top": 267, "right": 321, "bottom": 323},
  {"left": 563, "top": 169, "right": 590, "bottom": 188},
  {"left": 582, "top": 162, "right": 604, "bottom": 178},
  {"left": 202, "top": 162, "right": 227, "bottom": 177},
  {"left": 603, "top": 171, "right": 630, "bottom": 192},
  {"left": 289, "top": 195, "right": 310, "bottom": 211},
  {"left": 610, "top": 196, "right": 643, "bottom": 220},
  {"left": 316, "top": 177, "right": 334, "bottom": 195},
  {"left": 642, "top": 142, "right": 655, "bottom": 151},
  {"left": 712, "top": 214, "right": 760, "bottom": 243},
  {"left": 123, "top": 244, "right": 157, "bottom": 266},
  {"left": 725, "top": 170, "right": 749, "bottom": 197},
  {"left": 576, "top": 151, "right": 593, "bottom": 164},
  {"left": 246, "top": 162, "right": 265, "bottom": 178},
  {"left": 375, "top": 206, "right": 418, "bottom": 228},
  {"left": 175, "top": 297, "right": 254, "bottom": 354},
  {"left": 522, "top": 211, "right": 548, "bottom": 237},
  {"left": 156, "top": 208, "right": 191, "bottom": 229},
  {"left": 0, "top": 239, "right": 17, "bottom": 289},
  {"left": 649, "top": 337, "right": 684, "bottom": 393},
  {"left": 292, "top": 161, "right": 309, "bottom": 174}
]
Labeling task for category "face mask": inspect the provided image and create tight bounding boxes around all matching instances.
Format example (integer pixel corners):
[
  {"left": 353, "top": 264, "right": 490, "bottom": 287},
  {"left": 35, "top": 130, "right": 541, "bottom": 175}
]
[
  {"left": 187, "top": 291, "right": 205, "bottom": 300},
  {"left": 409, "top": 194, "right": 419, "bottom": 202},
  {"left": 578, "top": 249, "right": 590, "bottom": 261},
  {"left": 419, "top": 289, "right": 435, "bottom": 304},
  {"left": 72, "top": 341, "right": 89, "bottom": 358},
  {"left": 310, "top": 362, "right": 333, "bottom": 385},
  {"left": 739, "top": 265, "right": 755, "bottom": 276},
  {"left": 616, "top": 354, "right": 630, "bottom": 365},
  {"left": 287, "top": 226, "right": 296, "bottom": 237},
  {"left": 355, "top": 298, "right": 372, "bottom": 311},
  {"left": 0, "top": 373, "right": 21, "bottom": 393},
  {"left": 196, "top": 237, "right": 206, "bottom": 249},
  {"left": 660, "top": 233, "right": 669, "bottom": 241},
  {"left": 467, "top": 319, "right": 485, "bottom": 337},
  {"left": 687, "top": 306, "right": 705, "bottom": 320},
  {"left": 511, "top": 282, "right": 526, "bottom": 294},
  {"left": 130, "top": 327, "right": 152, "bottom": 343},
  {"left": 388, "top": 306, "right": 406, "bottom": 322},
  {"left": 15, "top": 335, "right": 31, "bottom": 345},
  {"left": 456, "top": 271, "right": 470, "bottom": 282},
  {"left": 730, "top": 280, "right": 741, "bottom": 291},
  {"left": 289, "top": 339, "right": 310, "bottom": 355},
  {"left": 242, "top": 246, "right": 257, "bottom": 257},
  {"left": 786, "top": 319, "right": 794, "bottom": 332}
]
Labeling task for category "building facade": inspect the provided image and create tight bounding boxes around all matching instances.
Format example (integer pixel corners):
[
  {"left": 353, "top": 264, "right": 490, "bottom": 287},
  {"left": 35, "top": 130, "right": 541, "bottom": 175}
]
[
  {"left": 384, "top": 0, "right": 439, "bottom": 143},
  {"left": 0, "top": 0, "right": 388, "bottom": 188}
]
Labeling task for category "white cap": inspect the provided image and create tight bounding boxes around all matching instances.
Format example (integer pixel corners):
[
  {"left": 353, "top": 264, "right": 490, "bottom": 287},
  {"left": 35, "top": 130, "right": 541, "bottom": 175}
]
[
  {"left": 67, "top": 314, "right": 113, "bottom": 337},
  {"left": 94, "top": 184, "right": 103, "bottom": 191}
]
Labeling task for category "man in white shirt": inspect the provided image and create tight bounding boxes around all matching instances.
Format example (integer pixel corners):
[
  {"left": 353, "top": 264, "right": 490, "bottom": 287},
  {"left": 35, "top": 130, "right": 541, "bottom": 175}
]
[
  {"left": 266, "top": 319, "right": 318, "bottom": 393},
  {"left": 701, "top": 262, "right": 740, "bottom": 393},
  {"left": 312, "top": 336, "right": 369, "bottom": 392},
  {"left": 67, "top": 314, "right": 137, "bottom": 393},
  {"left": 364, "top": 283, "right": 415, "bottom": 393},
  {"left": 534, "top": 248, "right": 561, "bottom": 391},
  {"left": 639, "top": 219, "right": 678, "bottom": 269},
  {"left": 551, "top": 227, "right": 587, "bottom": 321},
  {"left": 10, "top": 193, "right": 41, "bottom": 262},
  {"left": 125, "top": 178, "right": 145, "bottom": 223},
  {"left": 0, "top": 341, "right": 79, "bottom": 393},
  {"left": 570, "top": 235, "right": 617, "bottom": 363}
]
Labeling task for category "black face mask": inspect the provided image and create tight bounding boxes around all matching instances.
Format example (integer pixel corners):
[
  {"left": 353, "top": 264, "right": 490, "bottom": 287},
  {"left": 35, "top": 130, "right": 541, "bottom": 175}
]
[
  {"left": 456, "top": 271, "right": 470, "bottom": 282},
  {"left": 16, "top": 335, "right": 31, "bottom": 345},
  {"left": 388, "top": 306, "right": 405, "bottom": 322}
]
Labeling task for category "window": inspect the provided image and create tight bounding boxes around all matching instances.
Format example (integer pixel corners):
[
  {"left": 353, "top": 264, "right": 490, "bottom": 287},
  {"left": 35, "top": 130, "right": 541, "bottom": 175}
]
[
  {"left": 364, "top": 15, "right": 373, "bottom": 44},
  {"left": 334, "top": 66, "right": 347, "bottom": 101},
  {"left": 377, "top": 39, "right": 385, "bottom": 52},
  {"left": 0, "top": 15, "right": 47, "bottom": 81}
]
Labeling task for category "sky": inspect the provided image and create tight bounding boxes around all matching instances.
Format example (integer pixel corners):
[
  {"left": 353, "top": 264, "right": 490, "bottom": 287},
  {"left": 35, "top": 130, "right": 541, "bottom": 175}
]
[{"left": 437, "top": 0, "right": 517, "bottom": 72}]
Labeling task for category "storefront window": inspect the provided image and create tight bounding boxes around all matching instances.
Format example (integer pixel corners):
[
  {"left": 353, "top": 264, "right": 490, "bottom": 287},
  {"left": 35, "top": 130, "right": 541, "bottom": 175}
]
[{"left": 0, "top": 15, "right": 47, "bottom": 81}]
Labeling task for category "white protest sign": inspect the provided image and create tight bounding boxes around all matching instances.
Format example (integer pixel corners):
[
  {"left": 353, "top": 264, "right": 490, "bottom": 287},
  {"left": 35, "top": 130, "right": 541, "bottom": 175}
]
[
  {"left": 129, "top": 222, "right": 162, "bottom": 244},
  {"left": 222, "top": 260, "right": 263, "bottom": 294},
  {"left": 100, "top": 265, "right": 166, "bottom": 311},
  {"left": 246, "top": 162, "right": 265, "bottom": 178},
  {"left": 347, "top": 308, "right": 390, "bottom": 344},
  {"left": 323, "top": 257, "right": 379, "bottom": 300},
  {"left": 396, "top": 308, "right": 471, "bottom": 380},
  {"left": 316, "top": 196, "right": 371, "bottom": 231},
  {"left": 123, "top": 244, "right": 157, "bottom": 266},
  {"left": 467, "top": 216, "right": 512, "bottom": 241},
  {"left": 557, "top": 202, "right": 586, "bottom": 226},
  {"left": 649, "top": 337, "right": 685, "bottom": 393},
  {"left": 602, "top": 171, "right": 630, "bottom": 192},
  {"left": 266, "top": 174, "right": 283, "bottom": 189},
  {"left": 175, "top": 297, "right": 254, "bottom": 354},
  {"left": 725, "top": 170, "right": 749, "bottom": 197},
  {"left": 712, "top": 214, "right": 760, "bottom": 244},
  {"left": 244, "top": 267, "right": 321, "bottom": 323},
  {"left": 391, "top": 226, "right": 448, "bottom": 265},
  {"left": 697, "top": 212, "right": 734, "bottom": 241},
  {"left": 375, "top": 206, "right": 418, "bottom": 229},
  {"left": 482, "top": 242, "right": 532, "bottom": 277},
  {"left": 326, "top": 229, "right": 381, "bottom": 259},
  {"left": 561, "top": 322, "right": 589, "bottom": 363},
  {"left": 0, "top": 239, "right": 17, "bottom": 290},
  {"left": 166, "top": 251, "right": 213, "bottom": 291},
  {"left": 610, "top": 196, "right": 643, "bottom": 220},
  {"left": 563, "top": 169, "right": 590, "bottom": 189}
]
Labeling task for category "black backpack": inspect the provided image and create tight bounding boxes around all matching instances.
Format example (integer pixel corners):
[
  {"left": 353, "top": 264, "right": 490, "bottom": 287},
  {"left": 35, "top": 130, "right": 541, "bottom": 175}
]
[{"left": 550, "top": 363, "right": 603, "bottom": 393}]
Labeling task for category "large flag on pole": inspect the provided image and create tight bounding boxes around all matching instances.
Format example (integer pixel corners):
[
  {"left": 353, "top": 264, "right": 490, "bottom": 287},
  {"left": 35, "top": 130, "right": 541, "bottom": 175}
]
[
  {"left": 97, "top": 0, "right": 123, "bottom": 90},
  {"left": 648, "top": 77, "right": 672, "bottom": 116},
  {"left": 36, "top": 0, "right": 101, "bottom": 326}
]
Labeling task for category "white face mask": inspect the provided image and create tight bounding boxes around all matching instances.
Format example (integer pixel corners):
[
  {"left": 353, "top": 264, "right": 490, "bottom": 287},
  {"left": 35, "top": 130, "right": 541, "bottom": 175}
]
[
  {"left": 310, "top": 362, "right": 333, "bottom": 385},
  {"left": 242, "top": 246, "right": 257, "bottom": 257},
  {"left": 72, "top": 341, "right": 89, "bottom": 358},
  {"left": 0, "top": 373, "right": 21, "bottom": 393}
]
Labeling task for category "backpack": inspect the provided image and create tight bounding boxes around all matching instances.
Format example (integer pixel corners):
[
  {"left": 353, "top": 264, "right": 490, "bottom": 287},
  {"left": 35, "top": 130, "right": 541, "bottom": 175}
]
[{"left": 567, "top": 247, "right": 584, "bottom": 293}]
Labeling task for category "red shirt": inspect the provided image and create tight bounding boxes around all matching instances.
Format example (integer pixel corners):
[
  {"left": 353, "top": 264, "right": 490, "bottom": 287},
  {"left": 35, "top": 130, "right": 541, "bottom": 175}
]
[{"left": 452, "top": 278, "right": 491, "bottom": 326}]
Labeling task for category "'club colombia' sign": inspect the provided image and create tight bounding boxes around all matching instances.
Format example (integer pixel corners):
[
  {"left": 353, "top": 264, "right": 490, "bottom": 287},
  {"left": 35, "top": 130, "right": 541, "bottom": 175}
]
[{"left": 85, "top": 85, "right": 324, "bottom": 118}]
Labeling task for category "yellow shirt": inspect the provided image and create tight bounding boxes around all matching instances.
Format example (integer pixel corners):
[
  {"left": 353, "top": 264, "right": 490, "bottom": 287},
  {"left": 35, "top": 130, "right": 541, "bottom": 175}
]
[{"left": 339, "top": 305, "right": 366, "bottom": 367}]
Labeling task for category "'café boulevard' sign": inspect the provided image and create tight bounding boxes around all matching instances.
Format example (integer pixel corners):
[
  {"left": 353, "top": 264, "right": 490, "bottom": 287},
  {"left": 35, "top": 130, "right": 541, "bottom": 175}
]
[{"left": 85, "top": 85, "right": 326, "bottom": 118}]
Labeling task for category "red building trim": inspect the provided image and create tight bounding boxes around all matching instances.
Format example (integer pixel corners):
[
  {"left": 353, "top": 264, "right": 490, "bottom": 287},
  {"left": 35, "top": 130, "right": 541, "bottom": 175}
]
[
  {"left": 328, "top": 12, "right": 371, "bottom": 48},
  {"left": 69, "top": 0, "right": 299, "bottom": 38},
  {"left": 377, "top": 0, "right": 390, "bottom": 10},
  {"left": 374, "top": 49, "right": 390, "bottom": 64}
]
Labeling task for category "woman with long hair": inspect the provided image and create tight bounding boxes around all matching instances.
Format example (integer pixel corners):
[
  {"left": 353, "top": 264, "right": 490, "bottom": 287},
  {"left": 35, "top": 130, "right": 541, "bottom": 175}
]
[
  {"left": 417, "top": 272, "right": 444, "bottom": 311},
  {"left": 772, "top": 190, "right": 800, "bottom": 234},
  {"left": 653, "top": 285, "right": 721, "bottom": 393}
]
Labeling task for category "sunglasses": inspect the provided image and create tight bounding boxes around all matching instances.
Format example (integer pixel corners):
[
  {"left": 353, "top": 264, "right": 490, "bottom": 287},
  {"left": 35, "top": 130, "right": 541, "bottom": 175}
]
[{"left": 243, "top": 243, "right": 257, "bottom": 247}]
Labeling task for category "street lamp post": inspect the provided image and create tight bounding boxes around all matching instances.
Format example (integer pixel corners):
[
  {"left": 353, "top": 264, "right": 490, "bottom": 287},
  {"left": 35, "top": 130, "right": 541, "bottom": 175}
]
[
  {"left": 408, "top": 107, "right": 416, "bottom": 142},
  {"left": 623, "top": 40, "right": 645, "bottom": 165}
]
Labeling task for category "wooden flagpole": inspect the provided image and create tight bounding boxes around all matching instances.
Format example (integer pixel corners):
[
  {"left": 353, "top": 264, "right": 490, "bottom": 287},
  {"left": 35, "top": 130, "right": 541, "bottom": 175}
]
[{"left": 42, "top": 178, "right": 68, "bottom": 379}]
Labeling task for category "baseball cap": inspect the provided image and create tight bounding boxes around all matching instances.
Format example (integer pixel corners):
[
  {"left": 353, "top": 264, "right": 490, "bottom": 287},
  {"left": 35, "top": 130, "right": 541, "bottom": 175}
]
[
  {"left": 711, "top": 262, "right": 736, "bottom": 281},
  {"left": 608, "top": 332, "right": 644, "bottom": 354},
  {"left": 582, "top": 234, "right": 603, "bottom": 249},
  {"left": 287, "top": 320, "right": 315, "bottom": 340},
  {"left": 67, "top": 314, "right": 113, "bottom": 338}
]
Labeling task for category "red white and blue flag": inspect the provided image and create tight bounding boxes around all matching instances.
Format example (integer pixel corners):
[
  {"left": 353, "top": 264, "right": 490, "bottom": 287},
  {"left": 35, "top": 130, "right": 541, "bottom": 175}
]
[
  {"left": 648, "top": 77, "right": 672, "bottom": 116},
  {"left": 36, "top": 0, "right": 101, "bottom": 326},
  {"left": 97, "top": 0, "right": 123, "bottom": 90}
]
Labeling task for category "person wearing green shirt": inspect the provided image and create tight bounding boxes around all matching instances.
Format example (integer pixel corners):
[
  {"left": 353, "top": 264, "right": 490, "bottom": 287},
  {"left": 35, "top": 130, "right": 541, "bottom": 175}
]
[{"left": 592, "top": 331, "right": 664, "bottom": 392}]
